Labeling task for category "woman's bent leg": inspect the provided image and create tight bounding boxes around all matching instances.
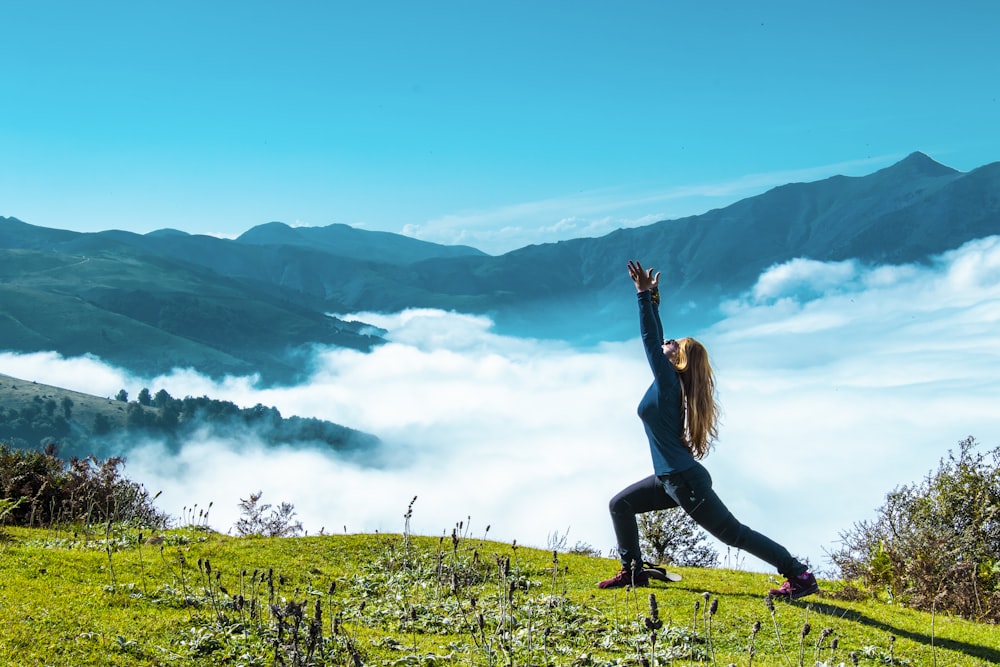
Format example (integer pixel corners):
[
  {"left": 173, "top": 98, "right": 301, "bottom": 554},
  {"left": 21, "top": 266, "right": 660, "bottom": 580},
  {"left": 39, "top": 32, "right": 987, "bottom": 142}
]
[{"left": 608, "top": 475, "right": 677, "bottom": 567}]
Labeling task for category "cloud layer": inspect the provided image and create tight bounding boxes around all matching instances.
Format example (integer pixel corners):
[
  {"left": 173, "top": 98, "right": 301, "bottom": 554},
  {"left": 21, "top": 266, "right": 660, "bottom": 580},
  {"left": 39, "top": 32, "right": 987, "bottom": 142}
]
[{"left": 3, "top": 235, "right": 998, "bottom": 577}]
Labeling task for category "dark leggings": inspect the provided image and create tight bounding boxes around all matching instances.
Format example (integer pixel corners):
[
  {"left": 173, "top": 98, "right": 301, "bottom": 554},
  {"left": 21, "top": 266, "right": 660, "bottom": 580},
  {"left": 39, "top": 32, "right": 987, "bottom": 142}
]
[{"left": 609, "top": 462, "right": 806, "bottom": 577}]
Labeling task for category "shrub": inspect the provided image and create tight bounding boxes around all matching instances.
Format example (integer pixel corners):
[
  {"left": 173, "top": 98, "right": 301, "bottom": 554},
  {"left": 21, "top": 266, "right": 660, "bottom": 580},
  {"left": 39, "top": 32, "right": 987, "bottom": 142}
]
[
  {"left": 233, "top": 490, "right": 304, "bottom": 537},
  {"left": 830, "top": 436, "right": 1000, "bottom": 621},
  {"left": 0, "top": 442, "right": 167, "bottom": 528}
]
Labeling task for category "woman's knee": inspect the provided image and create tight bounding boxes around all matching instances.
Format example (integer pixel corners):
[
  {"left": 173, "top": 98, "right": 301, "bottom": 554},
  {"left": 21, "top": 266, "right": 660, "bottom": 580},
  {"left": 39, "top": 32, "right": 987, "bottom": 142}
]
[{"left": 609, "top": 494, "right": 629, "bottom": 515}]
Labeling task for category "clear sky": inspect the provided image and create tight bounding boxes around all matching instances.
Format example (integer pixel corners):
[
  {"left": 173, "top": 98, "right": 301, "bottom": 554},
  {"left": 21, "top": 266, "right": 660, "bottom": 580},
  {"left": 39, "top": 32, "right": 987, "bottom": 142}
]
[{"left": 2, "top": 1, "right": 999, "bottom": 254}]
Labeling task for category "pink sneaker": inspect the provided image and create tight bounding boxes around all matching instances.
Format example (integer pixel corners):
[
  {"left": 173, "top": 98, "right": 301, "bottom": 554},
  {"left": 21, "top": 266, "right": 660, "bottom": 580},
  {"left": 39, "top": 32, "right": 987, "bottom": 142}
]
[
  {"left": 768, "top": 571, "right": 819, "bottom": 600},
  {"left": 598, "top": 565, "right": 650, "bottom": 589}
]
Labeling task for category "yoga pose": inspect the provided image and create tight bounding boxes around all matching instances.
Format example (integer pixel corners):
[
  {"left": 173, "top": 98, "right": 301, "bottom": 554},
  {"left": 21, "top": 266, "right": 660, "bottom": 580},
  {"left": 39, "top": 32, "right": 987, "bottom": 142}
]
[{"left": 598, "top": 260, "right": 817, "bottom": 600}]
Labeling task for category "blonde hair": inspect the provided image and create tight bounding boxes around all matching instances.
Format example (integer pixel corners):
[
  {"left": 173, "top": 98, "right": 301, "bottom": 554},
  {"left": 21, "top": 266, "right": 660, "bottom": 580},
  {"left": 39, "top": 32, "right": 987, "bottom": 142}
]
[{"left": 672, "top": 337, "right": 719, "bottom": 459}]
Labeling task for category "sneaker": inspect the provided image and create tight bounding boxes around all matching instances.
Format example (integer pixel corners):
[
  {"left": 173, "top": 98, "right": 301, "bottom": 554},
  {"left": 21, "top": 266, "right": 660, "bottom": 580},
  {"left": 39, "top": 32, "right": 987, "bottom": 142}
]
[
  {"left": 641, "top": 562, "right": 682, "bottom": 582},
  {"left": 598, "top": 565, "right": 650, "bottom": 589},
  {"left": 768, "top": 571, "right": 819, "bottom": 600}
]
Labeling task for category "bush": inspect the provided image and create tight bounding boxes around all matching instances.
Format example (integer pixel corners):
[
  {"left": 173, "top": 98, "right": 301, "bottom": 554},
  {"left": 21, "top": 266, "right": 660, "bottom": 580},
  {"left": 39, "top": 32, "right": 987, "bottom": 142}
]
[
  {"left": 0, "top": 442, "right": 168, "bottom": 528},
  {"left": 233, "top": 491, "right": 304, "bottom": 537},
  {"left": 830, "top": 436, "right": 1000, "bottom": 621}
]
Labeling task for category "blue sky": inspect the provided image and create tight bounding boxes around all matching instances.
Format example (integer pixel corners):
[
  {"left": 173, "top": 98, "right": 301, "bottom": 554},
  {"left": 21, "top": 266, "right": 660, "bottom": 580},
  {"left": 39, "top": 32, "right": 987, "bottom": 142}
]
[{"left": 3, "top": 1, "right": 999, "bottom": 253}]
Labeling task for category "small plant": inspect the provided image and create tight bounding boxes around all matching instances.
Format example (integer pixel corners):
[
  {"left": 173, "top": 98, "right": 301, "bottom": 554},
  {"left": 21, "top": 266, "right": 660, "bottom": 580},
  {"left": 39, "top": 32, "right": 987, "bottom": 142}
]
[
  {"left": 814, "top": 626, "right": 835, "bottom": 664},
  {"left": 765, "top": 594, "right": 792, "bottom": 667},
  {"left": 233, "top": 491, "right": 303, "bottom": 537},
  {"left": 748, "top": 619, "right": 761, "bottom": 667},
  {"left": 0, "top": 497, "right": 23, "bottom": 527},
  {"left": 798, "top": 621, "right": 810, "bottom": 667},
  {"left": 546, "top": 526, "right": 571, "bottom": 552},
  {"left": 706, "top": 593, "right": 719, "bottom": 664},
  {"left": 403, "top": 494, "right": 417, "bottom": 550},
  {"left": 179, "top": 501, "right": 213, "bottom": 529}
]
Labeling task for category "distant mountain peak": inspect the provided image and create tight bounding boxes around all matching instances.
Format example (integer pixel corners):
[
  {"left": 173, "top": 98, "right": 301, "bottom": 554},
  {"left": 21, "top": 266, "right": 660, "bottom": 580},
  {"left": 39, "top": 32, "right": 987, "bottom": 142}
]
[
  {"left": 236, "top": 221, "right": 303, "bottom": 244},
  {"left": 886, "top": 151, "right": 960, "bottom": 178},
  {"left": 147, "top": 228, "right": 191, "bottom": 237}
]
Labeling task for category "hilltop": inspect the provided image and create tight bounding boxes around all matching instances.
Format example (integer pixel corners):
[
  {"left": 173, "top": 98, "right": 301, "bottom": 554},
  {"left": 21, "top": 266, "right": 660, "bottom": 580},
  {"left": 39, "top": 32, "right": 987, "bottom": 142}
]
[
  {"left": 0, "top": 373, "right": 132, "bottom": 448},
  {"left": 0, "top": 373, "right": 379, "bottom": 460}
]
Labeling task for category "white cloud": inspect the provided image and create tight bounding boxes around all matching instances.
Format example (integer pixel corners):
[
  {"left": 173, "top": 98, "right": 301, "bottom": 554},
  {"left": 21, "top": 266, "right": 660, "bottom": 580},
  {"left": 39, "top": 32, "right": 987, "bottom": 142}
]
[
  {"left": 0, "top": 351, "right": 139, "bottom": 399},
  {"left": 750, "top": 258, "right": 860, "bottom": 302},
  {"left": 3, "top": 234, "right": 998, "bottom": 580}
]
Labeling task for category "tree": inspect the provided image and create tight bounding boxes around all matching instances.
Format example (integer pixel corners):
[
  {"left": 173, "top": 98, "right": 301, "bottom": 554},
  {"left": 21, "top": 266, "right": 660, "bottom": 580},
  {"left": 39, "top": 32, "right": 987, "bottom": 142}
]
[
  {"left": 115, "top": 389, "right": 128, "bottom": 402},
  {"left": 137, "top": 388, "right": 152, "bottom": 406},
  {"left": 156, "top": 404, "right": 180, "bottom": 432},
  {"left": 93, "top": 413, "right": 111, "bottom": 435},
  {"left": 126, "top": 403, "right": 153, "bottom": 430},
  {"left": 638, "top": 507, "right": 719, "bottom": 568},
  {"left": 153, "top": 389, "right": 173, "bottom": 408},
  {"left": 831, "top": 436, "right": 1000, "bottom": 621}
]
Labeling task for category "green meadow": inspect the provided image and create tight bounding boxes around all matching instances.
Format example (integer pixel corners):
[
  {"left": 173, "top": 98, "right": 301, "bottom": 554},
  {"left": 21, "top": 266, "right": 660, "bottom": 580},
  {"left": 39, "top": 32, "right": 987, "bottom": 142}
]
[{"left": 1, "top": 519, "right": 996, "bottom": 667}]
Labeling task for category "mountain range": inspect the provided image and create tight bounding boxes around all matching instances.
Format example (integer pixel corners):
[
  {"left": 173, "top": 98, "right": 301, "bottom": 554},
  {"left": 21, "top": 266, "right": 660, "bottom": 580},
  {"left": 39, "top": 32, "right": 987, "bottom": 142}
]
[{"left": 2, "top": 151, "right": 998, "bottom": 383}]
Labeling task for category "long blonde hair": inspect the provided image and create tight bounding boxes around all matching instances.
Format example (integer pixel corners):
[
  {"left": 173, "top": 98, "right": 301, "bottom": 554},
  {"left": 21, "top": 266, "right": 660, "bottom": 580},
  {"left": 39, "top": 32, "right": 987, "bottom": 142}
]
[{"left": 672, "top": 337, "right": 719, "bottom": 459}]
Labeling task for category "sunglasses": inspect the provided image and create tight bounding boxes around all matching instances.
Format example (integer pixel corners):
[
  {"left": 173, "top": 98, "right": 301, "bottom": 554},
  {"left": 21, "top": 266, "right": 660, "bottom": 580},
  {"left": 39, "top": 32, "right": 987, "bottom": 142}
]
[{"left": 663, "top": 339, "right": 677, "bottom": 346}]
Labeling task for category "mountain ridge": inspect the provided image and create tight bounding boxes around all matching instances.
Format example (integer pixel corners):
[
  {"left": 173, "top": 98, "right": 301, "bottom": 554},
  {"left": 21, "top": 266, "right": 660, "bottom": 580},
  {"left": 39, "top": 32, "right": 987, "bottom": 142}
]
[
  {"left": 236, "top": 221, "right": 487, "bottom": 264},
  {"left": 2, "top": 151, "right": 998, "bottom": 377}
]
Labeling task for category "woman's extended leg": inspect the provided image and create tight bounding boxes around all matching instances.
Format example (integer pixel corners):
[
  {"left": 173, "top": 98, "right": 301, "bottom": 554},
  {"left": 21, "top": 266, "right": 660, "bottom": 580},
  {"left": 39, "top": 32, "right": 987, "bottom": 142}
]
[{"left": 661, "top": 463, "right": 808, "bottom": 578}]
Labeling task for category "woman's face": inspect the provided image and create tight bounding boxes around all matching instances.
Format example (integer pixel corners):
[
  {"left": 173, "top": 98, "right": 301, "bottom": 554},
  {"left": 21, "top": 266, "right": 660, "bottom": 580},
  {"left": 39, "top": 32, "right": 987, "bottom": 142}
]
[{"left": 662, "top": 338, "right": 680, "bottom": 363}]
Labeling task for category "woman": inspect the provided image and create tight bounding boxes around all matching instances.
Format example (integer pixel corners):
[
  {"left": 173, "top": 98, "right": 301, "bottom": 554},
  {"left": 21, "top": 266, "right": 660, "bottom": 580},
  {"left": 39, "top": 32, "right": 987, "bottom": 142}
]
[{"left": 598, "top": 260, "right": 817, "bottom": 600}]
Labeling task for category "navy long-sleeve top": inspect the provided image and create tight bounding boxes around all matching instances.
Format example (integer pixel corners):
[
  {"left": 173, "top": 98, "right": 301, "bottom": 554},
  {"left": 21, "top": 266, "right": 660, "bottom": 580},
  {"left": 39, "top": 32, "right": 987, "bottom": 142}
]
[{"left": 636, "top": 289, "right": 697, "bottom": 476}]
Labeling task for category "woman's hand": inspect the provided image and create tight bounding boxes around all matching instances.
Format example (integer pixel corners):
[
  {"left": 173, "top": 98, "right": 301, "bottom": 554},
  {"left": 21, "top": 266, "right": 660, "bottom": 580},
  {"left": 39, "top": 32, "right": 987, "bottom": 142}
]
[{"left": 627, "top": 260, "right": 660, "bottom": 293}]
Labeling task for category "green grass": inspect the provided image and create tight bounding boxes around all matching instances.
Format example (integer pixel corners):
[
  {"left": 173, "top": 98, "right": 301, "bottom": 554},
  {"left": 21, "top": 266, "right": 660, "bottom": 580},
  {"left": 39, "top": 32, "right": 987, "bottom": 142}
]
[{"left": 0, "top": 523, "right": 997, "bottom": 667}]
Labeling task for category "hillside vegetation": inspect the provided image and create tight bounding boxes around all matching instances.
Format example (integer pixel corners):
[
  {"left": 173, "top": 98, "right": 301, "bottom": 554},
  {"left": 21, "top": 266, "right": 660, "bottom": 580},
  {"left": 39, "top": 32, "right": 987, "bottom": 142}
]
[
  {"left": 0, "top": 518, "right": 997, "bottom": 667},
  {"left": 0, "top": 373, "right": 379, "bottom": 461}
]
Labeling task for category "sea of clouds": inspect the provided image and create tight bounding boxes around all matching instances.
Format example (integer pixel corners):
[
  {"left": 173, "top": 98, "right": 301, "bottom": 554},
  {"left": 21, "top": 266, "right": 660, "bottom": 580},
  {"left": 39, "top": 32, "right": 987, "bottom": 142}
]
[{"left": 3, "top": 235, "right": 998, "bottom": 576}]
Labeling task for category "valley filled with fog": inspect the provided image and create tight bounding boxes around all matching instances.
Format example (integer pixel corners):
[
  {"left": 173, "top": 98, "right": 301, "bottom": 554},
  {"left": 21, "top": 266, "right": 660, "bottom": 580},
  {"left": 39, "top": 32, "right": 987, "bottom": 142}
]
[{"left": 4, "top": 236, "right": 998, "bottom": 574}]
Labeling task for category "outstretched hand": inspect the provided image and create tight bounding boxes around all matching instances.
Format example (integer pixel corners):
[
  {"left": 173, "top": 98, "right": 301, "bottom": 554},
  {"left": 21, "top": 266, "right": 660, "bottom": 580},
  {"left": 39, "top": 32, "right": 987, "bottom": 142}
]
[{"left": 627, "top": 260, "right": 660, "bottom": 293}]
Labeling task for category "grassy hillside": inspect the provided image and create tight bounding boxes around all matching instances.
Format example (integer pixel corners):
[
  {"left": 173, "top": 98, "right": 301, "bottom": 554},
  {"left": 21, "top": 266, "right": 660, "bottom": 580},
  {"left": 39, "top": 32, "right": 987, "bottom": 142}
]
[
  {"left": 0, "top": 372, "right": 184, "bottom": 459},
  {"left": 0, "top": 373, "right": 131, "bottom": 422},
  {"left": 0, "top": 521, "right": 995, "bottom": 667},
  {"left": 0, "top": 374, "right": 379, "bottom": 462},
  {"left": 0, "top": 245, "right": 382, "bottom": 383}
]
